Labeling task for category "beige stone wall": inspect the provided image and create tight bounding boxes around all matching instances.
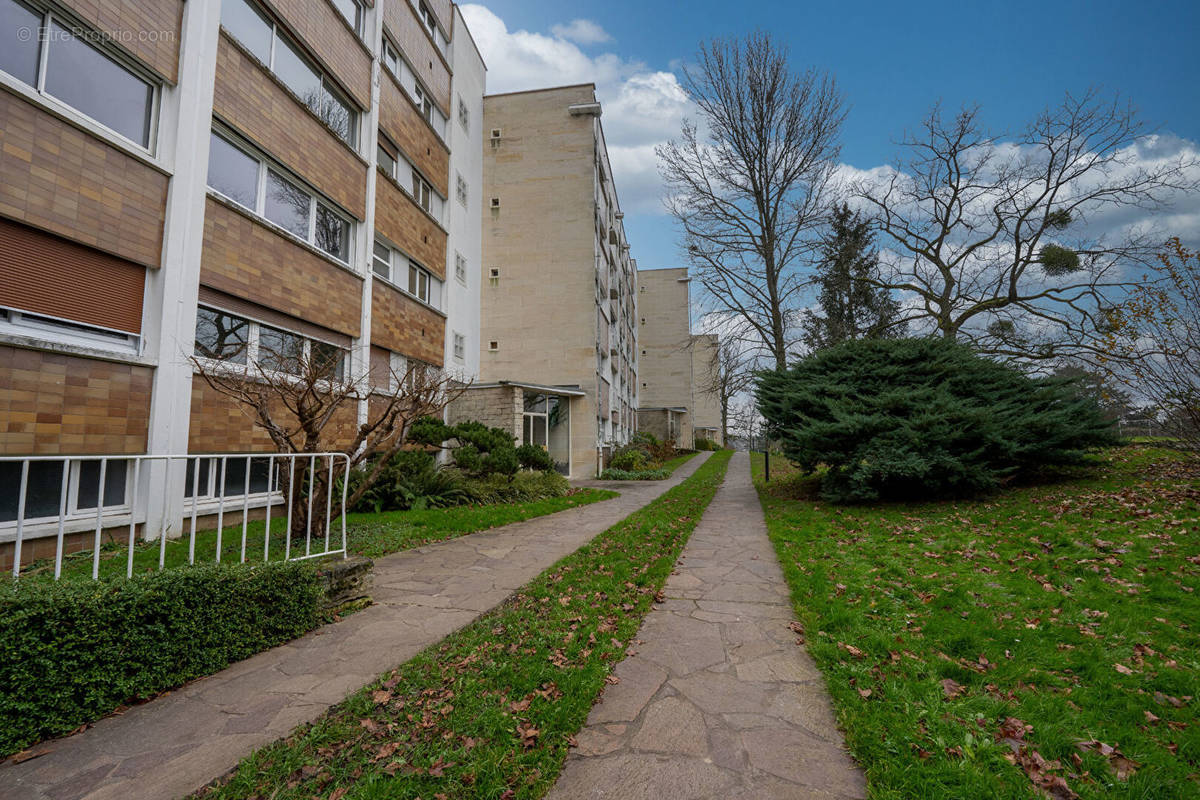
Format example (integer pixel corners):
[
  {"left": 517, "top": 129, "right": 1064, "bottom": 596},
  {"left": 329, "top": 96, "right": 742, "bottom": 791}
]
[
  {"left": 479, "top": 85, "right": 608, "bottom": 476},
  {"left": 636, "top": 268, "right": 695, "bottom": 448},
  {"left": 691, "top": 334, "right": 723, "bottom": 445},
  {"left": 447, "top": 386, "right": 521, "bottom": 433}
]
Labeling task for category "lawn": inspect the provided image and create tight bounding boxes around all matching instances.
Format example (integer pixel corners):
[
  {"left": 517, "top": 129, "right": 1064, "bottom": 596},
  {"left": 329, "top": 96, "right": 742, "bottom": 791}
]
[
  {"left": 752, "top": 448, "right": 1200, "bottom": 799},
  {"left": 196, "top": 449, "right": 733, "bottom": 800},
  {"left": 16, "top": 489, "right": 617, "bottom": 583}
]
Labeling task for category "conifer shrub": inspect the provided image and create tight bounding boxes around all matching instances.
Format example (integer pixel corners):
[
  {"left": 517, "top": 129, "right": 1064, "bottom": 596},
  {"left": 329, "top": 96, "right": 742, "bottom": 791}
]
[{"left": 756, "top": 338, "right": 1119, "bottom": 503}]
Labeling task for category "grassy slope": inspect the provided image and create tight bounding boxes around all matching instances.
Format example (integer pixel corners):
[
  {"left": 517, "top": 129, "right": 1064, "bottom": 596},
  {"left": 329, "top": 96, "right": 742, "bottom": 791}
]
[
  {"left": 198, "top": 450, "right": 732, "bottom": 800},
  {"left": 752, "top": 449, "right": 1200, "bottom": 800},
  {"left": 18, "top": 490, "right": 617, "bottom": 583}
]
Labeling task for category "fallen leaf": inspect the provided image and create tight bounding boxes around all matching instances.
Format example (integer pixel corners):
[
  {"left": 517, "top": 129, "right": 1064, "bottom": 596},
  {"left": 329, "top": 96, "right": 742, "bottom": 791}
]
[{"left": 941, "top": 678, "right": 967, "bottom": 700}]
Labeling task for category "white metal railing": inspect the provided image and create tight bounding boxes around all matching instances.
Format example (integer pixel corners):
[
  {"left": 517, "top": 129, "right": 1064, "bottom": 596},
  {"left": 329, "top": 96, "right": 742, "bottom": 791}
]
[{"left": 1, "top": 452, "right": 350, "bottom": 580}]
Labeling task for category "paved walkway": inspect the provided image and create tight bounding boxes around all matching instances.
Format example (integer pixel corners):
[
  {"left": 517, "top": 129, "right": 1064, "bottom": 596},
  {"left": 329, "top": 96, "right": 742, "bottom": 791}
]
[
  {"left": 548, "top": 452, "right": 866, "bottom": 800},
  {"left": 0, "top": 453, "right": 710, "bottom": 800}
]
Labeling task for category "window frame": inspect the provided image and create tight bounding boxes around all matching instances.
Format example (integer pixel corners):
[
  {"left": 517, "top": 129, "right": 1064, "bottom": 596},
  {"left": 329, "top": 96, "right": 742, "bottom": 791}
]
[
  {"left": 452, "top": 332, "right": 465, "bottom": 362},
  {"left": 192, "top": 304, "right": 349, "bottom": 383},
  {"left": 0, "top": 458, "right": 132, "bottom": 528},
  {"left": 0, "top": 0, "right": 160, "bottom": 153},
  {"left": 455, "top": 172, "right": 468, "bottom": 208},
  {"left": 329, "top": 0, "right": 365, "bottom": 37},
  {"left": 372, "top": 237, "right": 442, "bottom": 310},
  {"left": 207, "top": 127, "right": 355, "bottom": 266},
  {"left": 454, "top": 251, "right": 467, "bottom": 285}
]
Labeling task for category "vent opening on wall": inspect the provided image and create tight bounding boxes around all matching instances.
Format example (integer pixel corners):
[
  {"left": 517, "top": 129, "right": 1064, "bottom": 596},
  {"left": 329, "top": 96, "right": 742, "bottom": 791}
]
[
  {"left": 491, "top": 128, "right": 502, "bottom": 139},
  {"left": 490, "top": 197, "right": 501, "bottom": 209},
  {"left": 488, "top": 267, "right": 500, "bottom": 287},
  {"left": 488, "top": 341, "right": 499, "bottom": 351}
]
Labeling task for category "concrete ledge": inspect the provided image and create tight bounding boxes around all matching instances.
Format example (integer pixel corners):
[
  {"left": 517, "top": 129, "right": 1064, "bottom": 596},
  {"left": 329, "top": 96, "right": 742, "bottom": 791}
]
[{"left": 315, "top": 555, "right": 374, "bottom": 613}]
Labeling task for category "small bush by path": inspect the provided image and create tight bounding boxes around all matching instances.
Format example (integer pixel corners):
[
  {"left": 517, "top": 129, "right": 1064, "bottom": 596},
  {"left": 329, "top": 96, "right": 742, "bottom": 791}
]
[
  {"left": 0, "top": 561, "right": 322, "bottom": 758},
  {"left": 599, "top": 451, "right": 697, "bottom": 481},
  {"left": 753, "top": 448, "right": 1200, "bottom": 800},
  {"left": 197, "top": 450, "right": 732, "bottom": 800}
]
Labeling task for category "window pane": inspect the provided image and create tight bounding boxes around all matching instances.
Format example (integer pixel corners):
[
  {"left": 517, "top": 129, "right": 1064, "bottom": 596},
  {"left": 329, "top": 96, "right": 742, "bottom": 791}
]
[
  {"left": 0, "top": 0, "right": 41, "bottom": 85},
  {"left": 311, "top": 341, "right": 345, "bottom": 381},
  {"left": 418, "top": 270, "right": 429, "bottom": 302},
  {"left": 194, "top": 307, "right": 249, "bottom": 363},
  {"left": 330, "top": 0, "right": 360, "bottom": 33},
  {"left": 382, "top": 43, "right": 397, "bottom": 75},
  {"left": 274, "top": 36, "right": 322, "bottom": 107},
  {"left": 524, "top": 393, "right": 548, "bottom": 414},
  {"left": 184, "top": 458, "right": 211, "bottom": 498},
  {"left": 78, "top": 459, "right": 128, "bottom": 509},
  {"left": 207, "top": 133, "right": 258, "bottom": 207},
  {"left": 408, "top": 264, "right": 418, "bottom": 295},
  {"left": 221, "top": 0, "right": 272, "bottom": 64},
  {"left": 0, "top": 461, "right": 67, "bottom": 522},
  {"left": 372, "top": 242, "right": 391, "bottom": 279},
  {"left": 313, "top": 81, "right": 354, "bottom": 144},
  {"left": 259, "top": 326, "right": 304, "bottom": 374},
  {"left": 44, "top": 21, "right": 154, "bottom": 146},
  {"left": 315, "top": 204, "right": 349, "bottom": 262},
  {"left": 264, "top": 170, "right": 310, "bottom": 238},
  {"left": 377, "top": 144, "right": 395, "bottom": 177}
]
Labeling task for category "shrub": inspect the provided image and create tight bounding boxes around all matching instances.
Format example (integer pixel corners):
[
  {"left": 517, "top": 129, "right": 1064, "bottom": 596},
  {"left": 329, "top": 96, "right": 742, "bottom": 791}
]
[
  {"left": 453, "top": 443, "right": 483, "bottom": 474},
  {"left": 515, "top": 443, "right": 555, "bottom": 472},
  {"left": 348, "top": 450, "right": 468, "bottom": 512},
  {"left": 609, "top": 446, "right": 651, "bottom": 472},
  {"left": 694, "top": 437, "right": 720, "bottom": 451},
  {"left": 756, "top": 337, "right": 1120, "bottom": 503},
  {"left": 482, "top": 445, "right": 520, "bottom": 477},
  {"left": 599, "top": 467, "right": 672, "bottom": 481},
  {"left": 460, "top": 470, "right": 570, "bottom": 504},
  {"left": 0, "top": 561, "right": 322, "bottom": 757}
]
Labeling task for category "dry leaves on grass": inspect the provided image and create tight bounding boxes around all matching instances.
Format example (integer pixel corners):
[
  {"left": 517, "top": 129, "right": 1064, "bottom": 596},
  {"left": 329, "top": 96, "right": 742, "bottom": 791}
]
[{"left": 1077, "top": 740, "right": 1140, "bottom": 781}]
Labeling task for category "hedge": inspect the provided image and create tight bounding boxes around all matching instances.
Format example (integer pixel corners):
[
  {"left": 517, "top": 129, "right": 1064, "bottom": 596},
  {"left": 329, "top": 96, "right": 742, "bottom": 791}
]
[{"left": 0, "top": 561, "right": 322, "bottom": 757}]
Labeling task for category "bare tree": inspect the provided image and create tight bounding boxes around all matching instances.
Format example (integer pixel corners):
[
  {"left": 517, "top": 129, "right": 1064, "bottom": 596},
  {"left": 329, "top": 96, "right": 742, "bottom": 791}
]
[
  {"left": 1103, "top": 238, "right": 1200, "bottom": 453},
  {"left": 694, "top": 333, "right": 757, "bottom": 443},
  {"left": 854, "top": 90, "right": 1198, "bottom": 363},
  {"left": 191, "top": 343, "right": 466, "bottom": 536},
  {"left": 658, "top": 32, "right": 846, "bottom": 371}
]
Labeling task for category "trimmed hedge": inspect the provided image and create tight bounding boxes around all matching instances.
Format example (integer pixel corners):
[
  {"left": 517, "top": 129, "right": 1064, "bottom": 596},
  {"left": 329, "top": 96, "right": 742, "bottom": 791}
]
[
  {"left": 599, "top": 467, "right": 672, "bottom": 481},
  {"left": 0, "top": 561, "right": 322, "bottom": 757}
]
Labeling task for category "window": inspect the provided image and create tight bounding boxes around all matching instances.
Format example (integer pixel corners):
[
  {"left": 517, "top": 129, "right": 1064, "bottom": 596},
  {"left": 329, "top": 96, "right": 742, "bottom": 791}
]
[
  {"left": 380, "top": 35, "right": 445, "bottom": 140},
  {"left": 376, "top": 142, "right": 396, "bottom": 177},
  {"left": 0, "top": 306, "right": 140, "bottom": 353},
  {"left": 381, "top": 39, "right": 399, "bottom": 76},
  {"left": 0, "top": 0, "right": 157, "bottom": 149},
  {"left": 185, "top": 456, "right": 275, "bottom": 499},
  {"left": 1, "top": 459, "right": 131, "bottom": 524},
  {"left": 221, "top": 0, "right": 357, "bottom": 146},
  {"left": 488, "top": 340, "right": 498, "bottom": 351},
  {"left": 412, "top": 173, "right": 433, "bottom": 213},
  {"left": 453, "top": 332, "right": 464, "bottom": 362},
  {"left": 330, "top": 0, "right": 364, "bottom": 36},
  {"left": 372, "top": 237, "right": 442, "bottom": 309},
  {"left": 413, "top": 83, "right": 433, "bottom": 123},
  {"left": 193, "top": 305, "right": 347, "bottom": 381},
  {"left": 454, "top": 252, "right": 467, "bottom": 284},
  {"left": 456, "top": 173, "right": 468, "bottom": 208},
  {"left": 458, "top": 95, "right": 469, "bottom": 130},
  {"left": 376, "top": 132, "right": 444, "bottom": 221},
  {"left": 207, "top": 130, "right": 353, "bottom": 264}
]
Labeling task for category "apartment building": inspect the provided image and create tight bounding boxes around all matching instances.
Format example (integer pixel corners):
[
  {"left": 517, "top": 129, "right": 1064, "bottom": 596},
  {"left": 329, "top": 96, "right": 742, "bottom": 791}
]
[
  {"left": 0, "top": 0, "right": 485, "bottom": 566},
  {"left": 469, "top": 84, "right": 638, "bottom": 477},
  {"left": 636, "top": 268, "right": 724, "bottom": 448}
]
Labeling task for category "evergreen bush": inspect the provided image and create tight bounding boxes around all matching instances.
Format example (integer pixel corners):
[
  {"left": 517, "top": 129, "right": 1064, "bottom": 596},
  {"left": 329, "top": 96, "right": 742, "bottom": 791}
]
[{"left": 756, "top": 337, "right": 1119, "bottom": 503}]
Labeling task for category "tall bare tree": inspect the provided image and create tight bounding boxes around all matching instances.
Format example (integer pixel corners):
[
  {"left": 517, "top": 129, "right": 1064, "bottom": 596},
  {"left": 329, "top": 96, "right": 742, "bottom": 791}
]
[
  {"left": 191, "top": 342, "right": 466, "bottom": 535},
  {"left": 854, "top": 89, "right": 1199, "bottom": 362},
  {"left": 659, "top": 32, "right": 846, "bottom": 371}
]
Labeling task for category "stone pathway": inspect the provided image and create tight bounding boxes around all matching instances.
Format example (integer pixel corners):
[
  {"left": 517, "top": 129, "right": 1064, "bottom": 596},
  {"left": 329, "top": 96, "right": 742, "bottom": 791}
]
[
  {"left": 0, "top": 453, "right": 711, "bottom": 800},
  {"left": 547, "top": 451, "right": 866, "bottom": 800}
]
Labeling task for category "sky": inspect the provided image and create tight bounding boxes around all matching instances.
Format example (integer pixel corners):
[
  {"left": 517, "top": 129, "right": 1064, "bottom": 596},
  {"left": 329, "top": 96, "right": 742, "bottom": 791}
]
[{"left": 459, "top": 0, "right": 1200, "bottom": 275}]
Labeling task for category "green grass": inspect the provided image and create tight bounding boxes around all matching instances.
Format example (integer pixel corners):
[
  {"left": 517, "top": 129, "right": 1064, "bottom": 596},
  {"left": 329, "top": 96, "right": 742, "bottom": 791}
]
[
  {"left": 196, "top": 450, "right": 732, "bottom": 800},
  {"left": 15, "top": 489, "right": 617, "bottom": 583},
  {"left": 752, "top": 448, "right": 1200, "bottom": 799}
]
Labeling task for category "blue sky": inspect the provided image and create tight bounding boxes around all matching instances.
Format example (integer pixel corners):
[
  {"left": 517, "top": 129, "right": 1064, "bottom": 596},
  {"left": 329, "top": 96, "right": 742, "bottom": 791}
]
[{"left": 462, "top": 0, "right": 1200, "bottom": 272}]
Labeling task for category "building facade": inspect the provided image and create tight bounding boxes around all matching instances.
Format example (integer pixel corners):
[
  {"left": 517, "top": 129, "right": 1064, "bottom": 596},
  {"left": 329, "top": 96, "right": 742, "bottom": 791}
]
[
  {"left": 0, "top": 0, "right": 485, "bottom": 566},
  {"left": 474, "top": 84, "right": 638, "bottom": 477},
  {"left": 636, "top": 268, "right": 723, "bottom": 449}
]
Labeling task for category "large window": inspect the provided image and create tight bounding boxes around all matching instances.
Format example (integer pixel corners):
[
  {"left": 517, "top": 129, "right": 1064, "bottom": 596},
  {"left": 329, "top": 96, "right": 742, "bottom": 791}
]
[
  {"left": 1, "top": 459, "right": 130, "bottom": 524},
  {"left": 0, "top": 0, "right": 156, "bottom": 148},
  {"left": 522, "top": 392, "right": 570, "bottom": 475},
  {"left": 373, "top": 239, "right": 442, "bottom": 309},
  {"left": 221, "top": 0, "right": 356, "bottom": 146},
  {"left": 207, "top": 130, "right": 353, "bottom": 264},
  {"left": 194, "top": 306, "right": 347, "bottom": 381}
]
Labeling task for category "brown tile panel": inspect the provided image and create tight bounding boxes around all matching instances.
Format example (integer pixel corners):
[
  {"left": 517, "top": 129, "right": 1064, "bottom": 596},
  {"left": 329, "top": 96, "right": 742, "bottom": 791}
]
[
  {"left": 0, "top": 90, "right": 167, "bottom": 268},
  {"left": 0, "top": 345, "right": 151, "bottom": 455},
  {"left": 67, "top": 0, "right": 184, "bottom": 82},
  {"left": 213, "top": 33, "right": 368, "bottom": 219},
  {"left": 200, "top": 196, "right": 363, "bottom": 337},
  {"left": 188, "top": 379, "right": 358, "bottom": 452},
  {"left": 370, "top": 281, "right": 445, "bottom": 367},
  {"left": 381, "top": 0, "right": 451, "bottom": 116},
  {"left": 380, "top": 76, "right": 449, "bottom": 197},
  {"left": 0, "top": 216, "right": 145, "bottom": 333},
  {"left": 374, "top": 174, "right": 446, "bottom": 277},
  {"left": 263, "top": 0, "right": 372, "bottom": 109}
]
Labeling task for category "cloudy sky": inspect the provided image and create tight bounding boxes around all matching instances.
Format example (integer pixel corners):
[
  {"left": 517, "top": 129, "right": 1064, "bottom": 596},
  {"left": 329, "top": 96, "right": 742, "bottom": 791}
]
[{"left": 460, "top": 0, "right": 1200, "bottom": 275}]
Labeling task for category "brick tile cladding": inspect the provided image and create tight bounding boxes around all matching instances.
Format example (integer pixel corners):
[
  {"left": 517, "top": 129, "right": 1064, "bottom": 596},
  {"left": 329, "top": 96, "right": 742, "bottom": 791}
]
[
  {"left": 201, "top": 197, "right": 362, "bottom": 337},
  {"left": 66, "top": 0, "right": 184, "bottom": 82},
  {"left": 0, "top": 346, "right": 151, "bottom": 455},
  {"left": 214, "top": 34, "right": 367, "bottom": 219},
  {"left": 266, "top": 0, "right": 372, "bottom": 109},
  {"left": 0, "top": 91, "right": 167, "bottom": 268},
  {"left": 381, "top": 77, "right": 449, "bottom": 198},
  {"left": 189, "top": 381, "right": 358, "bottom": 452},
  {"left": 381, "top": 0, "right": 450, "bottom": 115},
  {"left": 371, "top": 281, "right": 445, "bottom": 367},
  {"left": 375, "top": 175, "right": 446, "bottom": 277}
]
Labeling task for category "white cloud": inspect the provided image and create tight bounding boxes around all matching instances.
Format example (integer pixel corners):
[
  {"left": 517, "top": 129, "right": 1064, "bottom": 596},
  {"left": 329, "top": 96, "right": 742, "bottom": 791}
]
[
  {"left": 459, "top": 4, "right": 693, "bottom": 221},
  {"left": 549, "top": 19, "right": 612, "bottom": 45}
]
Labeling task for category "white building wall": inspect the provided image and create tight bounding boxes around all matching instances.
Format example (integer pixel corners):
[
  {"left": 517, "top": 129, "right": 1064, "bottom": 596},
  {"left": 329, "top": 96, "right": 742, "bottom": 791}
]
[{"left": 444, "top": 7, "right": 485, "bottom": 381}]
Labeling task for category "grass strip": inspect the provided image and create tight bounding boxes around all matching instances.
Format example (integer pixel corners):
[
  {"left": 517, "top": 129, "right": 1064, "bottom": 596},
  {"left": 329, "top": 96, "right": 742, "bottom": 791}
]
[
  {"left": 17, "top": 489, "right": 617, "bottom": 583},
  {"left": 752, "top": 448, "right": 1200, "bottom": 800},
  {"left": 198, "top": 450, "right": 732, "bottom": 800}
]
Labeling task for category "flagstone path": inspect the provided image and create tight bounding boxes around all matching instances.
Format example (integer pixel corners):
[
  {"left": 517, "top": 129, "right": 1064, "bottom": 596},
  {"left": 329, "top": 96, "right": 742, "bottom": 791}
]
[
  {"left": 547, "top": 451, "right": 866, "bottom": 800},
  {"left": 0, "top": 453, "right": 710, "bottom": 800}
]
